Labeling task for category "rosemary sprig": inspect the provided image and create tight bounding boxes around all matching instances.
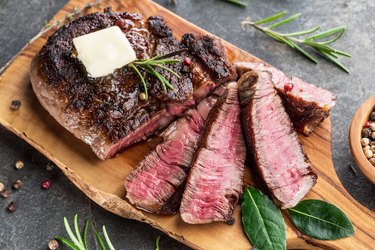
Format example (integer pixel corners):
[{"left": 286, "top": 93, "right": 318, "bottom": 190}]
[
  {"left": 242, "top": 11, "right": 351, "bottom": 73},
  {"left": 55, "top": 214, "right": 115, "bottom": 250},
  {"left": 129, "top": 48, "right": 187, "bottom": 100},
  {"left": 155, "top": 235, "right": 161, "bottom": 250},
  {"left": 223, "top": 0, "right": 247, "bottom": 7}
]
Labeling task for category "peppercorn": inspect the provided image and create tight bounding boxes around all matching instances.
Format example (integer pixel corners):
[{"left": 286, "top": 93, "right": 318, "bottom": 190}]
[
  {"left": 284, "top": 83, "right": 294, "bottom": 92},
  {"left": 0, "top": 182, "right": 4, "bottom": 192},
  {"left": 362, "top": 128, "right": 372, "bottom": 138},
  {"left": 371, "top": 145, "right": 375, "bottom": 152},
  {"left": 371, "top": 141, "right": 375, "bottom": 147},
  {"left": 370, "top": 123, "right": 375, "bottom": 132},
  {"left": 372, "top": 132, "right": 375, "bottom": 140},
  {"left": 365, "top": 149, "right": 373, "bottom": 159},
  {"left": 46, "top": 162, "right": 55, "bottom": 171},
  {"left": 15, "top": 160, "right": 24, "bottom": 170},
  {"left": 361, "top": 138, "right": 370, "bottom": 146},
  {"left": 363, "top": 145, "right": 370, "bottom": 152},
  {"left": 48, "top": 239, "right": 59, "bottom": 250},
  {"left": 363, "top": 121, "right": 371, "bottom": 128},
  {"left": 370, "top": 112, "right": 375, "bottom": 121},
  {"left": 0, "top": 189, "right": 10, "bottom": 198},
  {"left": 10, "top": 100, "right": 21, "bottom": 111},
  {"left": 41, "top": 179, "right": 52, "bottom": 190},
  {"left": 7, "top": 202, "right": 16, "bottom": 212},
  {"left": 138, "top": 92, "right": 147, "bottom": 101},
  {"left": 369, "top": 158, "right": 375, "bottom": 166},
  {"left": 12, "top": 180, "right": 22, "bottom": 190},
  {"left": 183, "top": 57, "right": 192, "bottom": 66}
]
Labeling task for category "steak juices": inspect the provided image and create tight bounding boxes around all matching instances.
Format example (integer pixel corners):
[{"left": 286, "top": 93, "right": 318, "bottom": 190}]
[{"left": 30, "top": 8, "right": 336, "bottom": 223}]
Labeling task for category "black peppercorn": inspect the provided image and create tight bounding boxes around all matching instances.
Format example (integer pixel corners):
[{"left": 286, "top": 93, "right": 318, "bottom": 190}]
[
  {"left": 10, "top": 100, "right": 21, "bottom": 110},
  {"left": 362, "top": 128, "right": 372, "bottom": 138},
  {"left": 370, "top": 112, "right": 375, "bottom": 121},
  {"left": 7, "top": 201, "right": 16, "bottom": 212},
  {"left": 12, "top": 180, "right": 22, "bottom": 190}
]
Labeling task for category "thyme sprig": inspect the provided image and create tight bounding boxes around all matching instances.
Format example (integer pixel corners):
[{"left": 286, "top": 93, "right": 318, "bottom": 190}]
[
  {"left": 242, "top": 11, "right": 351, "bottom": 73},
  {"left": 223, "top": 0, "right": 247, "bottom": 8},
  {"left": 129, "top": 48, "right": 187, "bottom": 100},
  {"left": 55, "top": 214, "right": 115, "bottom": 250}
]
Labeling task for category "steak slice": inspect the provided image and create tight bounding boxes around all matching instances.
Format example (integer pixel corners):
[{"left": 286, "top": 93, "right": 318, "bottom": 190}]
[
  {"left": 30, "top": 8, "right": 236, "bottom": 159},
  {"left": 238, "top": 71, "right": 317, "bottom": 209},
  {"left": 236, "top": 62, "right": 336, "bottom": 136},
  {"left": 125, "top": 97, "right": 217, "bottom": 214},
  {"left": 180, "top": 82, "right": 246, "bottom": 224}
]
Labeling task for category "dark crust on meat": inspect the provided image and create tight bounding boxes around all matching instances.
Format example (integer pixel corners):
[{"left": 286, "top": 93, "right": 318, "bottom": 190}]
[{"left": 182, "top": 33, "right": 237, "bottom": 85}]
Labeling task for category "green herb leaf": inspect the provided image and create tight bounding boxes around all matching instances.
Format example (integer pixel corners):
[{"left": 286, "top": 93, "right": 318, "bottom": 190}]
[
  {"left": 155, "top": 235, "right": 161, "bottom": 250},
  {"left": 93, "top": 224, "right": 107, "bottom": 250},
  {"left": 64, "top": 217, "right": 86, "bottom": 250},
  {"left": 223, "top": 0, "right": 247, "bottom": 8},
  {"left": 55, "top": 236, "right": 81, "bottom": 250},
  {"left": 243, "top": 12, "right": 351, "bottom": 73},
  {"left": 288, "top": 199, "right": 354, "bottom": 240},
  {"left": 242, "top": 187, "right": 286, "bottom": 250},
  {"left": 82, "top": 219, "right": 89, "bottom": 249},
  {"left": 103, "top": 226, "right": 116, "bottom": 250}
]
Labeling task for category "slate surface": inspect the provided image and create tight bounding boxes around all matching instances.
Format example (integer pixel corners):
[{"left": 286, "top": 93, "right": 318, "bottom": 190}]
[{"left": 0, "top": 0, "right": 374, "bottom": 249}]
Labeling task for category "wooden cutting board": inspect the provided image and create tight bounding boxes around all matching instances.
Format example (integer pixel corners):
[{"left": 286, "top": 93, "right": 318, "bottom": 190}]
[{"left": 0, "top": 0, "right": 374, "bottom": 249}]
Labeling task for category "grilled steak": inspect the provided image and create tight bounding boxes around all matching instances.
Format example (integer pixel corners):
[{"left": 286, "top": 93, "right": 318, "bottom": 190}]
[
  {"left": 236, "top": 62, "right": 336, "bottom": 136},
  {"left": 125, "top": 97, "right": 217, "bottom": 214},
  {"left": 238, "top": 71, "right": 317, "bottom": 209},
  {"left": 30, "top": 8, "right": 236, "bottom": 159},
  {"left": 180, "top": 82, "right": 246, "bottom": 224}
]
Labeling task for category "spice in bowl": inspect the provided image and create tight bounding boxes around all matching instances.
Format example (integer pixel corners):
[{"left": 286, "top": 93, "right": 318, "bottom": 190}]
[{"left": 361, "top": 106, "right": 375, "bottom": 167}]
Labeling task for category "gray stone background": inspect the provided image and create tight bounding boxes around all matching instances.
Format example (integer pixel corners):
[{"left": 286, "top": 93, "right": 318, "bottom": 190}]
[{"left": 0, "top": 0, "right": 374, "bottom": 249}]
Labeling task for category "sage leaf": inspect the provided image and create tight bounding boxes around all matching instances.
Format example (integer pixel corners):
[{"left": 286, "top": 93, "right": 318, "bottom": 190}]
[
  {"left": 242, "top": 187, "right": 286, "bottom": 250},
  {"left": 288, "top": 199, "right": 354, "bottom": 240}
]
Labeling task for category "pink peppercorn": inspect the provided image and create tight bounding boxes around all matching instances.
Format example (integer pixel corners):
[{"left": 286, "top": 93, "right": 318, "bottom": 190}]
[
  {"left": 183, "top": 57, "right": 192, "bottom": 66},
  {"left": 284, "top": 83, "right": 294, "bottom": 92},
  {"left": 41, "top": 179, "right": 52, "bottom": 190}
]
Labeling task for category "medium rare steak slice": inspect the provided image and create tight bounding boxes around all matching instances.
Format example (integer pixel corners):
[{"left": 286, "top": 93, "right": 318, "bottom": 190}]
[
  {"left": 125, "top": 97, "right": 217, "bottom": 214},
  {"left": 236, "top": 62, "right": 336, "bottom": 136},
  {"left": 238, "top": 71, "right": 317, "bottom": 209},
  {"left": 30, "top": 8, "right": 236, "bottom": 159},
  {"left": 180, "top": 82, "right": 246, "bottom": 224}
]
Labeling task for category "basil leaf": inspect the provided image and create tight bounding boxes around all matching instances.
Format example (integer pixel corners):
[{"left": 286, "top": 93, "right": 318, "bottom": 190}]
[
  {"left": 288, "top": 199, "right": 354, "bottom": 240},
  {"left": 242, "top": 187, "right": 286, "bottom": 250}
]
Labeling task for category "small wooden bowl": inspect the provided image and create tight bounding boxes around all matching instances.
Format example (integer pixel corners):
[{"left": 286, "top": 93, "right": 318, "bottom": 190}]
[{"left": 349, "top": 95, "right": 375, "bottom": 184}]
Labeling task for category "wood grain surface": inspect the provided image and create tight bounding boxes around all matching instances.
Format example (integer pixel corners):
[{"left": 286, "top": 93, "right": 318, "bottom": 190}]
[{"left": 0, "top": 0, "right": 373, "bottom": 249}]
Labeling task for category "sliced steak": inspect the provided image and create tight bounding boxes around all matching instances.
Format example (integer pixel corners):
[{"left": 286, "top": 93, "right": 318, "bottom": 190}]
[
  {"left": 180, "top": 82, "right": 246, "bottom": 224},
  {"left": 236, "top": 62, "right": 336, "bottom": 136},
  {"left": 238, "top": 71, "right": 317, "bottom": 209},
  {"left": 125, "top": 97, "right": 217, "bottom": 214},
  {"left": 30, "top": 8, "right": 236, "bottom": 159}
]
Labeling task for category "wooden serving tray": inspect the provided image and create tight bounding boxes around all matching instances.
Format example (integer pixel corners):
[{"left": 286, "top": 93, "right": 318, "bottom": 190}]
[{"left": 0, "top": 0, "right": 374, "bottom": 249}]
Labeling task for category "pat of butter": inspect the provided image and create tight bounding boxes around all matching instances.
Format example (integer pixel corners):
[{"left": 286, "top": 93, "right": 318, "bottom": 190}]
[{"left": 73, "top": 26, "right": 136, "bottom": 78}]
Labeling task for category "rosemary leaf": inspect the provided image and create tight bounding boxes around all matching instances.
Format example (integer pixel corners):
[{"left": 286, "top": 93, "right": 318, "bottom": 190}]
[
  {"left": 284, "top": 26, "right": 320, "bottom": 37},
  {"left": 55, "top": 236, "right": 81, "bottom": 250},
  {"left": 155, "top": 235, "right": 161, "bottom": 250},
  {"left": 74, "top": 215, "right": 84, "bottom": 247},
  {"left": 93, "top": 225, "right": 107, "bottom": 250},
  {"left": 245, "top": 12, "right": 351, "bottom": 72},
  {"left": 294, "top": 43, "right": 318, "bottom": 63},
  {"left": 103, "top": 226, "right": 115, "bottom": 250},
  {"left": 148, "top": 63, "right": 181, "bottom": 78},
  {"left": 129, "top": 63, "right": 148, "bottom": 100},
  {"left": 254, "top": 11, "right": 287, "bottom": 25},
  {"left": 157, "top": 48, "right": 188, "bottom": 60},
  {"left": 223, "top": 0, "right": 247, "bottom": 8},
  {"left": 267, "top": 13, "right": 301, "bottom": 29},
  {"left": 305, "top": 25, "right": 346, "bottom": 41},
  {"left": 82, "top": 219, "right": 90, "bottom": 249},
  {"left": 64, "top": 217, "right": 85, "bottom": 250}
]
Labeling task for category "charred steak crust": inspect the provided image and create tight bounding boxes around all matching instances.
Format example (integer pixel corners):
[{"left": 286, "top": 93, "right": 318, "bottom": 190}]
[
  {"left": 31, "top": 8, "right": 236, "bottom": 159},
  {"left": 236, "top": 62, "right": 336, "bottom": 136},
  {"left": 238, "top": 71, "right": 317, "bottom": 209},
  {"left": 180, "top": 82, "right": 246, "bottom": 224},
  {"left": 182, "top": 33, "right": 237, "bottom": 85}
]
